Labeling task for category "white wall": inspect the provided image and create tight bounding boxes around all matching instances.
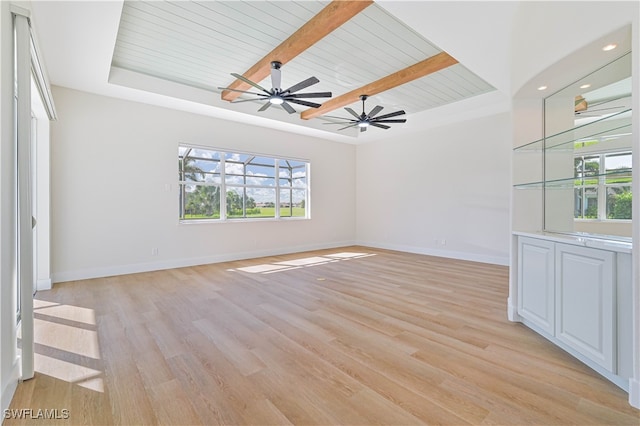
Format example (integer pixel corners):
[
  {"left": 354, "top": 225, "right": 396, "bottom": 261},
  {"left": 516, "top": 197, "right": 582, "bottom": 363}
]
[
  {"left": 510, "top": 1, "right": 638, "bottom": 97},
  {"left": 50, "top": 87, "right": 356, "bottom": 282},
  {"left": 356, "top": 112, "right": 511, "bottom": 265}
]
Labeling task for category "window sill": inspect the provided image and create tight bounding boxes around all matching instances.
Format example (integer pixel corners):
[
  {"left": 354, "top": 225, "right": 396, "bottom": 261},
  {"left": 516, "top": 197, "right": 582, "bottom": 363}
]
[
  {"left": 574, "top": 219, "right": 632, "bottom": 223},
  {"left": 179, "top": 217, "right": 310, "bottom": 225}
]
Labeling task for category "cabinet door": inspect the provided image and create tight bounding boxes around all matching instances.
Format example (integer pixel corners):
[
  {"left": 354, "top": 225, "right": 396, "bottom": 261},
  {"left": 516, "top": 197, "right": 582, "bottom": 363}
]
[
  {"left": 555, "top": 243, "right": 615, "bottom": 371},
  {"left": 518, "top": 237, "right": 555, "bottom": 334}
]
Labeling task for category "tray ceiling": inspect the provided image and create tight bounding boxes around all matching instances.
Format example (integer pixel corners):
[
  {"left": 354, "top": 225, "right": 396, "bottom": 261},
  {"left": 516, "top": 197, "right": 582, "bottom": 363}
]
[{"left": 110, "top": 1, "right": 495, "bottom": 135}]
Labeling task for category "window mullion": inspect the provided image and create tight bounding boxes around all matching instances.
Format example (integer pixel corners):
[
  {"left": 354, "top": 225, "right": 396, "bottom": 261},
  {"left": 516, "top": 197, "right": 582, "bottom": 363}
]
[
  {"left": 242, "top": 162, "right": 247, "bottom": 217},
  {"left": 220, "top": 154, "right": 227, "bottom": 220},
  {"left": 275, "top": 159, "right": 280, "bottom": 219},
  {"left": 598, "top": 153, "right": 606, "bottom": 219}
]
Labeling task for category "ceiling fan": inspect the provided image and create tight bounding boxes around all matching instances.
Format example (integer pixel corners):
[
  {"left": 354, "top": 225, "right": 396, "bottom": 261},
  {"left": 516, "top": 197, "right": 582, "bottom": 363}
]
[
  {"left": 219, "top": 61, "right": 332, "bottom": 114},
  {"left": 323, "top": 95, "right": 407, "bottom": 132},
  {"left": 574, "top": 94, "right": 630, "bottom": 118}
]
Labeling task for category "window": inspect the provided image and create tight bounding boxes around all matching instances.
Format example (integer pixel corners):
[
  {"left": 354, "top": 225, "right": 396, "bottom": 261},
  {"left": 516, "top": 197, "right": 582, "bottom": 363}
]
[
  {"left": 179, "top": 148, "right": 222, "bottom": 220},
  {"left": 178, "top": 146, "right": 309, "bottom": 221},
  {"left": 574, "top": 151, "right": 631, "bottom": 220},
  {"left": 574, "top": 155, "right": 599, "bottom": 219},
  {"left": 278, "top": 159, "right": 308, "bottom": 218},
  {"left": 605, "top": 152, "right": 632, "bottom": 219}
]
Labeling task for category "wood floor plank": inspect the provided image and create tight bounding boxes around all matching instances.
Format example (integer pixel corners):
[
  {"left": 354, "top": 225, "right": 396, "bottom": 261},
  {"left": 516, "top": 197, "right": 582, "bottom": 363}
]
[{"left": 6, "top": 246, "right": 639, "bottom": 425}]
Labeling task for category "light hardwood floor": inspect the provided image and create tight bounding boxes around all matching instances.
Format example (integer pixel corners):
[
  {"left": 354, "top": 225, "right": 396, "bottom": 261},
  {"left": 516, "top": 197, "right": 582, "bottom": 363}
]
[{"left": 7, "top": 246, "right": 639, "bottom": 425}]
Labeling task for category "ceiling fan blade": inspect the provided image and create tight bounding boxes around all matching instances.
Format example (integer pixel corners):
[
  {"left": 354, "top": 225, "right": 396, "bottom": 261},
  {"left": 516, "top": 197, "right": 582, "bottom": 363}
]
[
  {"left": 587, "top": 95, "right": 630, "bottom": 107},
  {"left": 283, "top": 76, "right": 319, "bottom": 94},
  {"left": 281, "top": 101, "right": 296, "bottom": 114},
  {"left": 218, "top": 87, "right": 268, "bottom": 97},
  {"left": 338, "top": 123, "right": 359, "bottom": 131},
  {"left": 576, "top": 106, "right": 624, "bottom": 114},
  {"left": 231, "top": 73, "right": 271, "bottom": 94},
  {"left": 286, "top": 99, "right": 321, "bottom": 108},
  {"left": 271, "top": 66, "right": 281, "bottom": 90},
  {"left": 370, "top": 123, "right": 391, "bottom": 129},
  {"left": 373, "top": 119, "right": 407, "bottom": 124},
  {"left": 323, "top": 115, "right": 354, "bottom": 120},
  {"left": 368, "top": 105, "right": 384, "bottom": 118},
  {"left": 231, "top": 98, "right": 266, "bottom": 104},
  {"left": 323, "top": 122, "right": 354, "bottom": 125},
  {"left": 344, "top": 107, "right": 361, "bottom": 119},
  {"left": 374, "top": 110, "right": 406, "bottom": 120},
  {"left": 286, "top": 92, "right": 332, "bottom": 99},
  {"left": 258, "top": 102, "right": 272, "bottom": 112}
]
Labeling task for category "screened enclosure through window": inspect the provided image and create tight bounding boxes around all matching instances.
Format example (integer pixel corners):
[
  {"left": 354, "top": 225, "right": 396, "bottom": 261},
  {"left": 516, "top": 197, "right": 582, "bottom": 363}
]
[{"left": 178, "top": 146, "right": 309, "bottom": 221}]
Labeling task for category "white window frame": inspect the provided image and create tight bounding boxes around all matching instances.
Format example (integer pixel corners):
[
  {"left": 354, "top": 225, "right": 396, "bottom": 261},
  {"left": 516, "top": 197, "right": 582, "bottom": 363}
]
[
  {"left": 574, "top": 150, "right": 632, "bottom": 222},
  {"left": 178, "top": 144, "right": 310, "bottom": 223}
]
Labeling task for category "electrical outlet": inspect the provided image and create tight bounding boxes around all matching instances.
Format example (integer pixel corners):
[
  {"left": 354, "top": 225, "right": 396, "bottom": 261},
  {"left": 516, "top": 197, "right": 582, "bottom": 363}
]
[
  {"left": 151, "top": 248, "right": 158, "bottom": 256},
  {"left": 440, "top": 239, "right": 446, "bottom": 246}
]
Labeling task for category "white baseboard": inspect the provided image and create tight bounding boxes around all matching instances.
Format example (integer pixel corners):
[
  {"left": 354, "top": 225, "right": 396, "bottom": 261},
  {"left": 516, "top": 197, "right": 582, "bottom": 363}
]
[
  {"left": 52, "top": 240, "right": 357, "bottom": 283},
  {"left": 356, "top": 240, "right": 510, "bottom": 266},
  {"left": 51, "top": 240, "right": 509, "bottom": 284},
  {"left": 1, "top": 360, "right": 20, "bottom": 416},
  {"left": 522, "top": 318, "right": 629, "bottom": 392},
  {"left": 507, "top": 297, "right": 521, "bottom": 322},
  {"left": 629, "top": 378, "right": 640, "bottom": 409},
  {"left": 36, "top": 278, "right": 52, "bottom": 291}
]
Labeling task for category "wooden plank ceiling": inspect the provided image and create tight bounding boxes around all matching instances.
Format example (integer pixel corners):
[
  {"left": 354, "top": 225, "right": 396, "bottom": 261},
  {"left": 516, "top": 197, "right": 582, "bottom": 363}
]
[
  {"left": 220, "top": 1, "right": 373, "bottom": 102},
  {"left": 111, "top": 0, "right": 494, "bottom": 133}
]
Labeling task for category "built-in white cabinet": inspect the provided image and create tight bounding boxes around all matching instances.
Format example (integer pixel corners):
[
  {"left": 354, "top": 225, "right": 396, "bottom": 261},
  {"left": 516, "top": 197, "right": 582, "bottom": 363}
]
[
  {"left": 554, "top": 243, "right": 615, "bottom": 371},
  {"left": 515, "top": 233, "right": 631, "bottom": 390},
  {"left": 517, "top": 237, "right": 555, "bottom": 334},
  {"left": 510, "top": 42, "right": 636, "bottom": 407}
]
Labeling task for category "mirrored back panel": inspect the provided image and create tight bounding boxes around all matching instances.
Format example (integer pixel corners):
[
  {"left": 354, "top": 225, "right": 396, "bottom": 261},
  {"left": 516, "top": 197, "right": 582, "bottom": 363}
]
[{"left": 543, "top": 52, "right": 632, "bottom": 240}]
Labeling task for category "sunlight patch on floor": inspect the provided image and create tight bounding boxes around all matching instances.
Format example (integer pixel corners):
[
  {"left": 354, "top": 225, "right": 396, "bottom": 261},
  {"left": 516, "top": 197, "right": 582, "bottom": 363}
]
[
  {"left": 34, "top": 353, "right": 104, "bottom": 392},
  {"left": 35, "top": 303, "right": 96, "bottom": 326},
  {"left": 235, "top": 264, "right": 293, "bottom": 274},
  {"left": 33, "top": 299, "right": 60, "bottom": 309},
  {"left": 229, "top": 251, "right": 376, "bottom": 274},
  {"left": 29, "top": 302, "right": 105, "bottom": 393},
  {"left": 34, "top": 318, "right": 101, "bottom": 359},
  {"left": 274, "top": 256, "right": 337, "bottom": 267}
]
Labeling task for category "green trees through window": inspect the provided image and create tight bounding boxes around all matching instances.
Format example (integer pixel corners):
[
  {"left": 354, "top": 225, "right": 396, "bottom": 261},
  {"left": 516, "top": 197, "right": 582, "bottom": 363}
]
[
  {"left": 574, "top": 151, "right": 632, "bottom": 220},
  {"left": 178, "top": 146, "right": 309, "bottom": 221}
]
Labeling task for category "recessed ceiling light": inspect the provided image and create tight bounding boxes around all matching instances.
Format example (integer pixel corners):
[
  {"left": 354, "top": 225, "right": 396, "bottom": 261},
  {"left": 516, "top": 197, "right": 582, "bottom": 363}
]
[
  {"left": 537, "top": 85, "right": 548, "bottom": 91},
  {"left": 580, "top": 84, "right": 591, "bottom": 89},
  {"left": 602, "top": 43, "right": 617, "bottom": 51}
]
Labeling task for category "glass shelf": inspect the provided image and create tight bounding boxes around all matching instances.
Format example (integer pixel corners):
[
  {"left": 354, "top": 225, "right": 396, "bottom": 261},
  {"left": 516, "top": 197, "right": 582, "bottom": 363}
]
[
  {"left": 514, "top": 109, "right": 632, "bottom": 152},
  {"left": 513, "top": 108, "right": 632, "bottom": 187},
  {"left": 514, "top": 169, "right": 632, "bottom": 189}
]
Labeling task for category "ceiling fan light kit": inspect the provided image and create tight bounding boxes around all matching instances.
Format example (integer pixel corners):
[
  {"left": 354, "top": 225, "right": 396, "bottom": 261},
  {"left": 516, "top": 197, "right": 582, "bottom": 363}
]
[{"left": 218, "top": 61, "right": 332, "bottom": 114}]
